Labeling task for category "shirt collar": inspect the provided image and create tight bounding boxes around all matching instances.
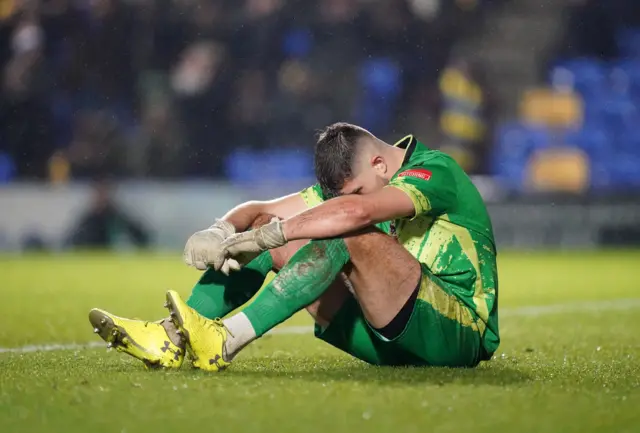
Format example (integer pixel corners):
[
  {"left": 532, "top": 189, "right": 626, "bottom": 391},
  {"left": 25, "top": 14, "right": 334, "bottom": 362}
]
[{"left": 393, "top": 135, "right": 417, "bottom": 165}]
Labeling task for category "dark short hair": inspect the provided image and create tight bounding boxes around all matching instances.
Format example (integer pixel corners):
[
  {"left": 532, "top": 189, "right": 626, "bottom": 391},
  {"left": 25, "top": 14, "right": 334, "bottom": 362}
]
[{"left": 314, "top": 122, "right": 372, "bottom": 199}]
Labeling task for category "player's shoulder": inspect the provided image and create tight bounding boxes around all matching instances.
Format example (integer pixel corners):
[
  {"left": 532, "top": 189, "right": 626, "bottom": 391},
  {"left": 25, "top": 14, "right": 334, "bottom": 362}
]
[
  {"left": 393, "top": 150, "right": 455, "bottom": 183},
  {"left": 299, "top": 184, "right": 325, "bottom": 208}
]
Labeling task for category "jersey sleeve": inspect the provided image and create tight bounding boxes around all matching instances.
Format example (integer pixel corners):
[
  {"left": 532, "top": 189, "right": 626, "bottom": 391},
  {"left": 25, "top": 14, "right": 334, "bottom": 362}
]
[
  {"left": 299, "top": 184, "right": 325, "bottom": 208},
  {"left": 387, "top": 163, "right": 457, "bottom": 218}
]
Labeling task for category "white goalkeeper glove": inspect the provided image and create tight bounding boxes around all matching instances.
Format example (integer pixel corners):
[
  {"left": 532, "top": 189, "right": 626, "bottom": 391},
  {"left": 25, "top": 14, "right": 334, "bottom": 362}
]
[
  {"left": 215, "top": 218, "right": 287, "bottom": 272},
  {"left": 183, "top": 219, "right": 242, "bottom": 274}
]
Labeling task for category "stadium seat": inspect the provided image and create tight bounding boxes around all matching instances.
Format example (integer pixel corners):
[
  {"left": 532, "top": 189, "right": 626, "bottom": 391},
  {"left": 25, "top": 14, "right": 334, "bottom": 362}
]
[
  {"left": 356, "top": 58, "right": 402, "bottom": 132},
  {"left": 610, "top": 60, "right": 640, "bottom": 98},
  {"left": 562, "top": 126, "right": 612, "bottom": 158},
  {"left": 550, "top": 59, "right": 608, "bottom": 98},
  {"left": 491, "top": 122, "right": 552, "bottom": 190},
  {"left": 360, "top": 58, "right": 402, "bottom": 99},
  {"left": 592, "top": 153, "right": 640, "bottom": 190},
  {"left": 582, "top": 94, "right": 639, "bottom": 134},
  {"left": 526, "top": 148, "right": 590, "bottom": 193},
  {"left": 589, "top": 156, "right": 615, "bottom": 191},
  {"left": 282, "top": 28, "right": 313, "bottom": 59},
  {"left": 613, "top": 154, "right": 640, "bottom": 187},
  {"left": 225, "top": 149, "right": 313, "bottom": 184},
  {"left": 519, "top": 87, "right": 583, "bottom": 128},
  {"left": 50, "top": 93, "right": 74, "bottom": 148},
  {"left": 0, "top": 152, "right": 16, "bottom": 183},
  {"left": 616, "top": 129, "right": 640, "bottom": 154}
]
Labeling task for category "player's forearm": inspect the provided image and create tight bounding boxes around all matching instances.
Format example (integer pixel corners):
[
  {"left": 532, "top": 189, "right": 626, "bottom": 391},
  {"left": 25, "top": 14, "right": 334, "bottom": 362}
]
[
  {"left": 221, "top": 201, "right": 267, "bottom": 232},
  {"left": 282, "top": 196, "right": 372, "bottom": 241},
  {"left": 222, "top": 193, "right": 309, "bottom": 232}
]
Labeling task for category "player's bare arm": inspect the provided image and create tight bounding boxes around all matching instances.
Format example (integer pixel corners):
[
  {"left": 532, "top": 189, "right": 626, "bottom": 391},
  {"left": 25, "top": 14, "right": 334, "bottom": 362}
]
[
  {"left": 183, "top": 192, "right": 309, "bottom": 271},
  {"left": 221, "top": 192, "right": 308, "bottom": 232},
  {"left": 281, "top": 186, "right": 415, "bottom": 241},
  {"left": 217, "top": 182, "right": 416, "bottom": 263}
]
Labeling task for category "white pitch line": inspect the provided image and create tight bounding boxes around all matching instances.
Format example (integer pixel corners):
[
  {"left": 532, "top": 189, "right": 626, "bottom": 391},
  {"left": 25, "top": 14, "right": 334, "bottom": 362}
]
[
  {"left": 0, "top": 342, "right": 106, "bottom": 354},
  {"left": 500, "top": 298, "right": 640, "bottom": 317},
  {"left": 1, "top": 299, "right": 639, "bottom": 354}
]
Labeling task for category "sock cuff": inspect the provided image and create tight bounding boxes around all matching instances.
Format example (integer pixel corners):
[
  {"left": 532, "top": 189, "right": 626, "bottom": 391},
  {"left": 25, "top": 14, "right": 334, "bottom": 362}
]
[
  {"left": 246, "top": 251, "right": 274, "bottom": 274},
  {"left": 186, "top": 290, "right": 220, "bottom": 319}
]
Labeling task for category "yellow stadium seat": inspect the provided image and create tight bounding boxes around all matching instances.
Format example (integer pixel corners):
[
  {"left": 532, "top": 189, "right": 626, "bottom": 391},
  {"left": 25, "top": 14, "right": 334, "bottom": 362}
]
[
  {"left": 526, "top": 148, "right": 589, "bottom": 193},
  {"left": 440, "top": 145, "right": 475, "bottom": 172},
  {"left": 0, "top": 1, "right": 15, "bottom": 19},
  {"left": 520, "top": 88, "right": 583, "bottom": 128}
]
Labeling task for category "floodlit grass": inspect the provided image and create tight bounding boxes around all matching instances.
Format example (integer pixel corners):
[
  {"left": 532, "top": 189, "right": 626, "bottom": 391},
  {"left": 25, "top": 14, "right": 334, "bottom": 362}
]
[{"left": 1, "top": 251, "right": 639, "bottom": 433}]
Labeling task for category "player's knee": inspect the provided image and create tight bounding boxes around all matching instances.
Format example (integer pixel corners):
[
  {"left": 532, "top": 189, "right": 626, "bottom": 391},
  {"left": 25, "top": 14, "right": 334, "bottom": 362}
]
[
  {"left": 270, "top": 239, "right": 308, "bottom": 270},
  {"left": 342, "top": 226, "right": 392, "bottom": 255},
  {"left": 305, "top": 301, "right": 329, "bottom": 328},
  {"left": 249, "top": 213, "right": 277, "bottom": 230},
  {"left": 305, "top": 278, "right": 351, "bottom": 328},
  {"left": 248, "top": 213, "right": 308, "bottom": 270}
]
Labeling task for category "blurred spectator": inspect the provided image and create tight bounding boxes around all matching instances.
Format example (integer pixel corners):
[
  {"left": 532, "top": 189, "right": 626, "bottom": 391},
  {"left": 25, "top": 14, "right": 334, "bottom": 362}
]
[
  {"left": 558, "top": 0, "right": 619, "bottom": 60},
  {"left": 66, "top": 110, "right": 130, "bottom": 178},
  {"left": 438, "top": 57, "right": 490, "bottom": 173},
  {"left": 268, "top": 60, "right": 319, "bottom": 148},
  {"left": 232, "top": 0, "right": 285, "bottom": 71},
  {"left": 229, "top": 69, "right": 271, "bottom": 148},
  {"left": 79, "top": 0, "right": 136, "bottom": 114},
  {"left": 0, "top": 10, "right": 53, "bottom": 178},
  {"left": 67, "top": 180, "right": 150, "bottom": 249},
  {"left": 129, "top": 98, "right": 186, "bottom": 177},
  {"left": 0, "top": 0, "right": 498, "bottom": 181},
  {"left": 171, "top": 40, "right": 232, "bottom": 176}
]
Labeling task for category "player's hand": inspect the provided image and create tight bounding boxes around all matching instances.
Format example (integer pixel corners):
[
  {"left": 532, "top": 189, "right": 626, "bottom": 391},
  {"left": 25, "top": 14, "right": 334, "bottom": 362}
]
[
  {"left": 217, "top": 219, "right": 287, "bottom": 270},
  {"left": 183, "top": 219, "right": 241, "bottom": 271}
]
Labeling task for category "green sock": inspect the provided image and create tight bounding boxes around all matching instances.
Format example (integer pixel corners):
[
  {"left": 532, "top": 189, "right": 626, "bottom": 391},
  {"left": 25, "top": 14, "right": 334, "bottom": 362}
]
[
  {"left": 242, "top": 239, "right": 350, "bottom": 337},
  {"left": 186, "top": 251, "right": 273, "bottom": 319}
]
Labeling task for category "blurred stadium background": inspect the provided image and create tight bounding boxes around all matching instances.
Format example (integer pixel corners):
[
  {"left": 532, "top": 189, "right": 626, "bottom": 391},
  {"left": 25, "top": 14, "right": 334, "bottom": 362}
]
[
  {"left": 0, "top": 0, "right": 640, "bottom": 251},
  {"left": 2, "top": 2, "right": 640, "bottom": 431}
]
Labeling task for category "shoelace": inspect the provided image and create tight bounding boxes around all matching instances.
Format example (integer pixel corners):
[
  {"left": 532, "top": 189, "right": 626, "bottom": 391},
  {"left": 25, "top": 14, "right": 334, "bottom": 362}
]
[{"left": 206, "top": 318, "right": 234, "bottom": 338}]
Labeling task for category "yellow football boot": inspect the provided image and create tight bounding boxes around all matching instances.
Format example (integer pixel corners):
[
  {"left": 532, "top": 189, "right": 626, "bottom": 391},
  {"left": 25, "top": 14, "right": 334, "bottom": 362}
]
[
  {"left": 88, "top": 309, "right": 185, "bottom": 369},
  {"left": 164, "top": 290, "right": 231, "bottom": 372}
]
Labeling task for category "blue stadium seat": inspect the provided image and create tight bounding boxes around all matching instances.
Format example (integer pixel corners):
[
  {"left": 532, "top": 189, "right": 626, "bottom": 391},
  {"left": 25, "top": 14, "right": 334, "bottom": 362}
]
[
  {"left": 491, "top": 122, "right": 551, "bottom": 190},
  {"left": 562, "top": 126, "right": 612, "bottom": 158},
  {"left": 589, "top": 156, "right": 615, "bottom": 191},
  {"left": 550, "top": 59, "right": 608, "bottom": 98},
  {"left": 356, "top": 58, "right": 402, "bottom": 133},
  {"left": 225, "top": 149, "right": 313, "bottom": 184},
  {"left": 616, "top": 129, "right": 640, "bottom": 154},
  {"left": 590, "top": 150, "right": 640, "bottom": 191},
  {"left": 50, "top": 93, "right": 74, "bottom": 148},
  {"left": 610, "top": 60, "right": 640, "bottom": 98},
  {"left": 610, "top": 154, "right": 640, "bottom": 188},
  {"left": 282, "top": 28, "right": 313, "bottom": 59},
  {"left": 582, "top": 94, "right": 639, "bottom": 134},
  {"left": 360, "top": 58, "right": 402, "bottom": 99},
  {"left": 0, "top": 152, "right": 16, "bottom": 184}
]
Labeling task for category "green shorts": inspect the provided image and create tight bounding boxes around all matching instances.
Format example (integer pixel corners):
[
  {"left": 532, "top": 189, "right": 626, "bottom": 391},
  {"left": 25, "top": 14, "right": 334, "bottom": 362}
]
[{"left": 315, "top": 264, "right": 487, "bottom": 367}]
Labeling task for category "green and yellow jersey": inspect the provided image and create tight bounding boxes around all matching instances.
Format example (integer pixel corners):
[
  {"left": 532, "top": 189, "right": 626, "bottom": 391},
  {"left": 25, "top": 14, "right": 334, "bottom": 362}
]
[
  {"left": 387, "top": 135, "right": 498, "bottom": 356},
  {"left": 298, "top": 135, "right": 499, "bottom": 357}
]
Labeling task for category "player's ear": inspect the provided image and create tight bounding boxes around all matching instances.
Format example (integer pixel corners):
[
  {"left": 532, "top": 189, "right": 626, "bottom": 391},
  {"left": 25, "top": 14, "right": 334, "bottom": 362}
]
[{"left": 371, "top": 155, "right": 387, "bottom": 175}]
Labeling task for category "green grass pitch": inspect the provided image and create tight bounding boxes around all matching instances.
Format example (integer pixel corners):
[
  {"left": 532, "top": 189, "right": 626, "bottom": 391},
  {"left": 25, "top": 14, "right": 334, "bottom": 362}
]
[{"left": 1, "top": 251, "right": 639, "bottom": 433}]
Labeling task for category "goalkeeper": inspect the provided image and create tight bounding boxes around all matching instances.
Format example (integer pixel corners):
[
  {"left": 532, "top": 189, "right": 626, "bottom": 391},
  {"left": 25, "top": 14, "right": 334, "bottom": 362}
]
[{"left": 91, "top": 123, "right": 499, "bottom": 369}]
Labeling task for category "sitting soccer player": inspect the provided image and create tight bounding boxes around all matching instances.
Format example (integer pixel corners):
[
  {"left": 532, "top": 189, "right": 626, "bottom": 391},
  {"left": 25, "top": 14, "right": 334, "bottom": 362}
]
[
  {"left": 162, "top": 122, "right": 499, "bottom": 370},
  {"left": 90, "top": 123, "right": 498, "bottom": 370}
]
